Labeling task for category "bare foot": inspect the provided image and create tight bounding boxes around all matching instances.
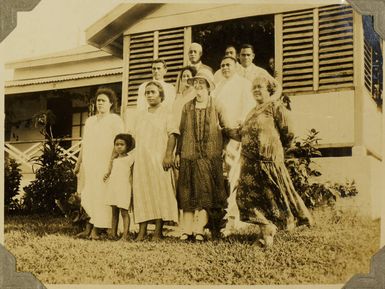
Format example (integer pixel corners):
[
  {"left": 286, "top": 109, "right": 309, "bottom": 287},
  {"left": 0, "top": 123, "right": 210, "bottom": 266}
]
[
  {"left": 135, "top": 233, "right": 146, "bottom": 242},
  {"left": 121, "top": 234, "right": 131, "bottom": 242},
  {"left": 152, "top": 233, "right": 163, "bottom": 241},
  {"left": 75, "top": 230, "right": 90, "bottom": 239},
  {"left": 107, "top": 234, "right": 119, "bottom": 241},
  {"left": 75, "top": 223, "right": 93, "bottom": 239},
  {"left": 260, "top": 223, "right": 277, "bottom": 248},
  {"left": 89, "top": 228, "right": 101, "bottom": 240}
]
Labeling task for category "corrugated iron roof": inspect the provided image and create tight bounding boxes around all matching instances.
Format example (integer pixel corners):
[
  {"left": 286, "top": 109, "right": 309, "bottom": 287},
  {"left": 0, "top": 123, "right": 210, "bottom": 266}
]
[{"left": 5, "top": 67, "right": 123, "bottom": 87}]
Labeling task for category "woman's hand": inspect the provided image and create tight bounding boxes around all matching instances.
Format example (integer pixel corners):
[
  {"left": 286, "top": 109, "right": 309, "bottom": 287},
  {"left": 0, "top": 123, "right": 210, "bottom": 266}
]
[
  {"left": 174, "top": 154, "right": 180, "bottom": 170},
  {"left": 162, "top": 154, "right": 174, "bottom": 171}
]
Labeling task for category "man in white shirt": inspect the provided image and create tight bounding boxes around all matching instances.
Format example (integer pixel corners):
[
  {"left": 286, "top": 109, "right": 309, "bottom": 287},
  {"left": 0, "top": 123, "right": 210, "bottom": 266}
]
[
  {"left": 213, "top": 56, "right": 256, "bottom": 235},
  {"left": 238, "top": 44, "right": 282, "bottom": 99},
  {"left": 188, "top": 42, "right": 213, "bottom": 74},
  {"left": 213, "top": 45, "right": 242, "bottom": 84},
  {"left": 136, "top": 58, "right": 176, "bottom": 111},
  {"left": 214, "top": 56, "right": 254, "bottom": 128}
]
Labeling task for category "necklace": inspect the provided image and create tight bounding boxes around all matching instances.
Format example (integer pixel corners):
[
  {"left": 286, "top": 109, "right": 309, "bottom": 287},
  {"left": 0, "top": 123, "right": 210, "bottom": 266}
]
[{"left": 192, "top": 97, "right": 212, "bottom": 156}]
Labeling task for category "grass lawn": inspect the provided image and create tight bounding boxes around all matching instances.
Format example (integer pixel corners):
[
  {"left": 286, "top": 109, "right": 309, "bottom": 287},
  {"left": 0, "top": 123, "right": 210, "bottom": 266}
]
[{"left": 4, "top": 204, "right": 380, "bottom": 285}]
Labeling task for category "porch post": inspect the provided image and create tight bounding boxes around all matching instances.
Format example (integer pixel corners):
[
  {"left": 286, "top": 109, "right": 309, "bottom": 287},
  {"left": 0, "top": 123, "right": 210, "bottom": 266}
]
[
  {"left": 274, "top": 14, "right": 283, "bottom": 84},
  {"left": 183, "top": 27, "right": 192, "bottom": 66},
  {"left": 121, "top": 34, "right": 130, "bottom": 125},
  {"left": 352, "top": 10, "right": 366, "bottom": 156}
]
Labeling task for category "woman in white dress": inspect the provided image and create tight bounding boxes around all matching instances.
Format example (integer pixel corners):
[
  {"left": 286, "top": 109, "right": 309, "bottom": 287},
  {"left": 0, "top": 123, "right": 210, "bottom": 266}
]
[
  {"left": 74, "top": 87, "right": 124, "bottom": 239},
  {"left": 131, "top": 81, "right": 179, "bottom": 241}
]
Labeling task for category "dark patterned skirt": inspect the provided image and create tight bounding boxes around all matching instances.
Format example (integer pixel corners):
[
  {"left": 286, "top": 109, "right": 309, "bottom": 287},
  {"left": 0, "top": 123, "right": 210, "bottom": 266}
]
[
  {"left": 236, "top": 156, "right": 314, "bottom": 230},
  {"left": 177, "top": 157, "right": 228, "bottom": 211}
]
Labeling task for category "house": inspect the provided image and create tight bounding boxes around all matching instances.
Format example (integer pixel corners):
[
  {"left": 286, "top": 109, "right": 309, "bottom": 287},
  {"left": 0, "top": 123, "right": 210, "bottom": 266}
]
[
  {"left": 4, "top": 45, "right": 123, "bottom": 188},
  {"left": 4, "top": 2, "right": 383, "bottom": 218}
]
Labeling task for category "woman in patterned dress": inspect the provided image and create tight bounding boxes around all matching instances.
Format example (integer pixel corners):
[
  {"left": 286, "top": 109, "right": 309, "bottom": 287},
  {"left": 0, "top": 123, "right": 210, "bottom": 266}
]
[{"left": 226, "top": 75, "right": 314, "bottom": 247}]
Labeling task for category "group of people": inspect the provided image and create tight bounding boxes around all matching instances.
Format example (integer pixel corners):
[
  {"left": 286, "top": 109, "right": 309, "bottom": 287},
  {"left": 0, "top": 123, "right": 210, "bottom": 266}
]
[{"left": 74, "top": 42, "right": 314, "bottom": 247}]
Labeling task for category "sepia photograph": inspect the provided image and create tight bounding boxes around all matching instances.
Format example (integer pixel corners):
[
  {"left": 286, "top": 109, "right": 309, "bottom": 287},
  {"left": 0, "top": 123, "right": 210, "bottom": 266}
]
[{"left": 1, "top": 0, "right": 384, "bottom": 287}]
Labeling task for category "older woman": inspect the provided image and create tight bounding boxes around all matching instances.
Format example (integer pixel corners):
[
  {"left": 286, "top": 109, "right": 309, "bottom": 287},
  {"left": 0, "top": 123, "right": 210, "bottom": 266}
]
[
  {"left": 165, "top": 70, "right": 227, "bottom": 241},
  {"left": 74, "top": 87, "right": 124, "bottom": 239},
  {"left": 227, "top": 75, "right": 314, "bottom": 247}
]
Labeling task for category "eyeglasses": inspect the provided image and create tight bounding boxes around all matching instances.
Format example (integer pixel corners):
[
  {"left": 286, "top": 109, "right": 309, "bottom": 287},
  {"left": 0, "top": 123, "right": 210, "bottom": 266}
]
[{"left": 193, "top": 79, "right": 207, "bottom": 85}]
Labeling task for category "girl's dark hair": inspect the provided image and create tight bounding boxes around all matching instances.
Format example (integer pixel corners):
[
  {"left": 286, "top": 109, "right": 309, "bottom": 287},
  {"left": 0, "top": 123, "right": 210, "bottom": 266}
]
[
  {"left": 114, "top": 133, "right": 135, "bottom": 152},
  {"left": 145, "top": 81, "right": 165, "bottom": 102},
  {"left": 95, "top": 87, "right": 118, "bottom": 112}
]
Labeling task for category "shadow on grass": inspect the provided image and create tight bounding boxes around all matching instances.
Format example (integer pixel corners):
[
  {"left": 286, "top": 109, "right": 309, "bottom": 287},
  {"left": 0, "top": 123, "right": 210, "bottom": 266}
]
[{"left": 4, "top": 214, "right": 80, "bottom": 237}]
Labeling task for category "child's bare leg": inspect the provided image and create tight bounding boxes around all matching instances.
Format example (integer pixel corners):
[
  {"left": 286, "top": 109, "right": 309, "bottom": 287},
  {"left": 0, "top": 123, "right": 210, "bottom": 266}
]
[
  {"left": 121, "top": 209, "right": 130, "bottom": 241},
  {"left": 109, "top": 206, "right": 119, "bottom": 238},
  {"left": 135, "top": 222, "right": 147, "bottom": 241},
  {"left": 153, "top": 219, "right": 164, "bottom": 240},
  {"left": 76, "top": 222, "right": 93, "bottom": 238}
]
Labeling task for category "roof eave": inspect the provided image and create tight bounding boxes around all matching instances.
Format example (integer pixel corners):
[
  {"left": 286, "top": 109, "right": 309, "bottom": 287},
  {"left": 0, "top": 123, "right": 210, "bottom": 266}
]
[{"left": 86, "top": 3, "right": 163, "bottom": 58}]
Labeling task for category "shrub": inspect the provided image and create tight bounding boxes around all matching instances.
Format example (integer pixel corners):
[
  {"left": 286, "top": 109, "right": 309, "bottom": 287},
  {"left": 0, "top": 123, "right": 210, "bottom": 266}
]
[
  {"left": 302, "top": 181, "right": 359, "bottom": 208},
  {"left": 22, "top": 110, "right": 77, "bottom": 215},
  {"left": 285, "top": 129, "right": 358, "bottom": 208},
  {"left": 4, "top": 157, "right": 22, "bottom": 213}
]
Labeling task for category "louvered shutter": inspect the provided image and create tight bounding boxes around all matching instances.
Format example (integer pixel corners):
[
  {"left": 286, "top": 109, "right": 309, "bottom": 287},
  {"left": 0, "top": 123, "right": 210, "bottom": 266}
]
[
  {"left": 281, "top": 4, "right": 354, "bottom": 93},
  {"left": 282, "top": 9, "right": 314, "bottom": 93},
  {"left": 318, "top": 5, "right": 354, "bottom": 90},
  {"left": 158, "top": 27, "right": 185, "bottom": 84},
  {"left": 127, "top": 28, "right": 185, "bottom": 106},
  {"left": 128, "top": 32, "right": 155, "bottom": 105},
  {"left": 364, "top": 39, "right": 373, "bottom": 94}
]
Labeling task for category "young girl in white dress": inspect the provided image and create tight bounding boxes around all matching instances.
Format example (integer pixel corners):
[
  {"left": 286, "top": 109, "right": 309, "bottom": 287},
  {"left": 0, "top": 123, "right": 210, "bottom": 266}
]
[{"left": 104, "top": 133, "right": 135, "bottom": 241}]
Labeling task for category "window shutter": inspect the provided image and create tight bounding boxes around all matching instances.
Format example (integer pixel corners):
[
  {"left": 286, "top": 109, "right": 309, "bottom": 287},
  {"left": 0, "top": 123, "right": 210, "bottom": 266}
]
[
  {"left": 364, "top": 39, "right": 373, "bottom": 94},
  {"left": 158, "top": 27, "right": 185, "bottom": 84},
  {"left": 363, "top": 15, "right": 383, "bottom": 104},
  {"left": 282, "top": 9, "right": 314, "bottom": 93},
  {"left": 318, "top": 5, "right": 354, "bottom": 90},
  {"left": 127, "top": 28, "right": 184, "bottom": 106},
  {"left": 281, "top": 4, "right": 354, "bottom": 93},
  {"left": 128, "top": 32, "right": 155, "bottom": 105}
]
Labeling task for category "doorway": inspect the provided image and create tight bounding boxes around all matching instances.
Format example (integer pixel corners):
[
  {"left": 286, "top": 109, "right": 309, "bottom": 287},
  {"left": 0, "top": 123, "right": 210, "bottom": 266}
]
[{"left": 192, "top": 14, "right": 275, "bottom": 72}]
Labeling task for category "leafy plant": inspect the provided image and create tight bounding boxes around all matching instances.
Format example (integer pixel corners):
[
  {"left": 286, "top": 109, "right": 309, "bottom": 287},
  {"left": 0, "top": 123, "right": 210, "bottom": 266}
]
[
  {"left": 22, "top": 110, "right": 76, "bottom": 215},
  {"left": 4, "top": 157, "right": 22, "bottom": 213},
  {"left": 285, "top": 129, "right": 322, "bottom": 194},
  {"left": 285, "top": 129, "right": 358, "bottom": 208}
]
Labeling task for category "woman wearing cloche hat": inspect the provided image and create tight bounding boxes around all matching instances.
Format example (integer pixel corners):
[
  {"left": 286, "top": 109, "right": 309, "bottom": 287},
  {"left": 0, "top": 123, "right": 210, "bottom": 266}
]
[{"left": 165, "top": 69, "right": 228, "bottom": 241}]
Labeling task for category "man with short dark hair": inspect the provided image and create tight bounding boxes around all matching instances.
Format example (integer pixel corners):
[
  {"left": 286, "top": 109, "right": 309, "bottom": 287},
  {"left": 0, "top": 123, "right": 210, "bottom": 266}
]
[
  {"left": 214, "top": 45, "right": 243, "bottom": 84},
  {"left": 214, "top": 56, "right": 254, "bottom": 128},
  {"left": 136, "top": 58, "right": 176, "bottom": 111},
  {"left": 238, "top": 43, "right": 281, "bottom": 99}
]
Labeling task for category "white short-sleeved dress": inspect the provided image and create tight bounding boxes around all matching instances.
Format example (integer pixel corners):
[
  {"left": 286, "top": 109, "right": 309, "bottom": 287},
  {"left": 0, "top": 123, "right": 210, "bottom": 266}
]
[
  {"left": 81, "top": 113, "right": 124, "bottom": 228},
  {"left": 129, "top": 104, "right": 179, "bottom": 224},
  {"left": 105, "top": 152, "right": 135, "bottom": 210}
]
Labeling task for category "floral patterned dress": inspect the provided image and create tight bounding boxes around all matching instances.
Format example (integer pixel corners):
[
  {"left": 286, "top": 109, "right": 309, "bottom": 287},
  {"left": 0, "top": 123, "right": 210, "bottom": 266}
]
[{"left": 236, "top": 100, "right": 314, "bottom": 230}]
